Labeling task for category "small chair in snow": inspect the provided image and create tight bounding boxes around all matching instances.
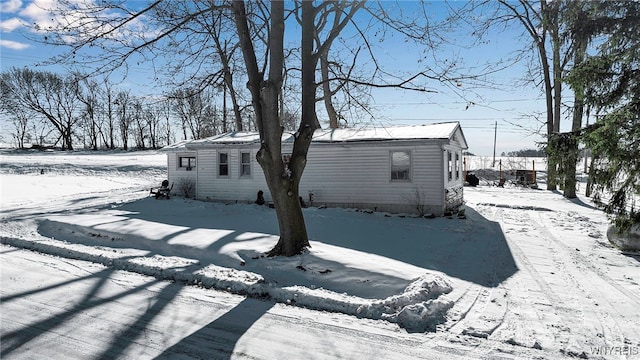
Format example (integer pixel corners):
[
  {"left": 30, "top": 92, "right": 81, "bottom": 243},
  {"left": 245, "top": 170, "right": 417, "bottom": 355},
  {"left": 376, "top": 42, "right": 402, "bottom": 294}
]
[{"left": 150, "top": 180, "right": 173, "bottom": 199}]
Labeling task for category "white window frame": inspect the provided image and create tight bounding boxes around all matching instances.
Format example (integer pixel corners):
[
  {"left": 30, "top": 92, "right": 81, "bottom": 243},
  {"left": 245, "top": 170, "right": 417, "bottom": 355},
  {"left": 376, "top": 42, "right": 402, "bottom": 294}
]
[
  {"left": 218, "top": 152, "right": 229, "bottom": 177},
  {"left": 390, "top": 150, "right": 411, "bottom": 181},
  {"left": 447, "top": 151, "right": 453, "bottom": 181},
  {"left": 178, "top": 156, "right": 196, "bottom": 171},
  {"left": 240, "top": 151, "right": 252, "bottom": 177}
]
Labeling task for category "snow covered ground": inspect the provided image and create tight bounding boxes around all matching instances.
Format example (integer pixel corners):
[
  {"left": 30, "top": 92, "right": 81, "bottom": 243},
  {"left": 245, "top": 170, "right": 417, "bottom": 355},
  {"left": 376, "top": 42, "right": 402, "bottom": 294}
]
[{"left": 1, "top": 150, "right": 639, "bottom": 359}]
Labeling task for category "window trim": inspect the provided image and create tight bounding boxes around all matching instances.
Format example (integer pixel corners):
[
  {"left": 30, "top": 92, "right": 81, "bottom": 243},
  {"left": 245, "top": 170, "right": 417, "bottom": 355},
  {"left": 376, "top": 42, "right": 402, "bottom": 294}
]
[
  {"left": 178, "top": 155, "right": 196, "bottom": 171},
  {"left": 240, "top": 151, "right": 252, "bottom": 178},
  {"left": 390, "top": 150, "right": 411, "bottom": 182},
  {"left": 447, "top": 151, "right": 453, "bottom": 181},
  {"left": 218, "top": 152, "right": 229, "bottom": 177}
]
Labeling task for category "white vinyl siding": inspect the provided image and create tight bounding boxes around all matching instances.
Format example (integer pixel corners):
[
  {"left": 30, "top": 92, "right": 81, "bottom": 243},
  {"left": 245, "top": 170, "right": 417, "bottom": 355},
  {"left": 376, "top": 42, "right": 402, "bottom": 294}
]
[
  {"left": 167, "top": 152, "right": 197, "bottom": 197},
  {"left": 298, "top": 143, "right": 444, "bottom": 214},
  {"left": 196, "top": 148, "right": 268, "bottom": 202}
]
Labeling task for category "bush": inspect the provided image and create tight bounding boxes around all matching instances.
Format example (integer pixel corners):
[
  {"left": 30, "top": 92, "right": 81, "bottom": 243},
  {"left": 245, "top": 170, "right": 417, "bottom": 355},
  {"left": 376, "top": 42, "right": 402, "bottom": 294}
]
[
  {"left": 179, "top": 177, "right": 196, "bottom": 198},
  {"left": 404, "top": 186, "right": 428, "bottom": 217}
]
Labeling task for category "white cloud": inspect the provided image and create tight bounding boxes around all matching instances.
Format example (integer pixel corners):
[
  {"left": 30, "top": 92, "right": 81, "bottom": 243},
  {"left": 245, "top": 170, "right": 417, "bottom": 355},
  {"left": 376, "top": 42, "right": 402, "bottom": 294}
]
[
  {"left": 0, "top": 17, "right": 27, "bottom": 32},
  {"left": 9, "top": 0, "right": 154, "bottom": 48},
  {"left": 19, "top": 0, "right": 60, "bottom": 31},
  {"left": 0, "top": 39, "right": 31, "bottom": 50},
  {"left": 0, "top": 0, "right": 22, "bottom": 13}
]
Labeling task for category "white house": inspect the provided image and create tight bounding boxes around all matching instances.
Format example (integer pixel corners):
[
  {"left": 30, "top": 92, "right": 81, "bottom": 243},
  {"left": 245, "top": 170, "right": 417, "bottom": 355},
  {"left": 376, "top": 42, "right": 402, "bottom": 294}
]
[{"left": 161, "top": 122, "right": 468, "bottom": 216}]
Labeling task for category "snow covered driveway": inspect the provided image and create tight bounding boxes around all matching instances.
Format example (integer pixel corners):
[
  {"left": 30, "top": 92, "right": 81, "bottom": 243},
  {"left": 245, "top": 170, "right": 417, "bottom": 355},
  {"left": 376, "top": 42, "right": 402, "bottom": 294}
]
[{"left": 459, "top": 186, "right": 640, "bottom": 358}]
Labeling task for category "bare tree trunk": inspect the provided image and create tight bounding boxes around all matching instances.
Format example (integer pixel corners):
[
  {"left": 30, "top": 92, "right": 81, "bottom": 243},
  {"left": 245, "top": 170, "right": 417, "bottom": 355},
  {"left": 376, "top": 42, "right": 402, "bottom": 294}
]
[
  {"left": 214, "top": 36, "right": 243, "bottom": 131},
  {"left": 499, "top": 0, "right": 560, "bottom": 191},
  {"left": 320, "top": 51, "right": 338, "bottom": 129},
  {"left": 232, "top": 1, "right": 310, "bottom": 256},
  {"left": 550, "top": 2, "right": 563, "bottom": 191},
  {"left": 563, "top": 34, "right": 587, "bottom": 199},
  {"left": 546, "top": 0, "right": 561, "bottom": 190}
]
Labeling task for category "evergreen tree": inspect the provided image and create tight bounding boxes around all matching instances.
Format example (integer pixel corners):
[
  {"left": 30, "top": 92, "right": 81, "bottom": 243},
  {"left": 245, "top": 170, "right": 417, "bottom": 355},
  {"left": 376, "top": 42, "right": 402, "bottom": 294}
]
[{"left": 568, "top": 1, "right": 640, "bottom": 232}]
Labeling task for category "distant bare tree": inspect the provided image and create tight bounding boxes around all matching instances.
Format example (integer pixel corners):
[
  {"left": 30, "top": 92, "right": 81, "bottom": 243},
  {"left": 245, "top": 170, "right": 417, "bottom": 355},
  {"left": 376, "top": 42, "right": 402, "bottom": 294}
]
[
  {"left": 155, "top": 97, "right": 174, "bottom": 147},
  {"left": 169, "top": 87, "right": 219, "bottom": 140},
  {"left": 1, "top": 77, "right": 31, "bottom": 148},
  {"left": 144, "top": 103, "right": 161, "bottom": 149},
  {"left": 131, "top": 98, "right": 147, "bottom": 149},
  {"left": 8, "top": 111, "right": 31, "bottom": 149},
  {"left": 75, "top": 76, "right": 102, "bottom": 150},
  {"left": 98, "top": 78, "right": 118, "bottom": 149},
  {"left": 1, "top": 68, "right": 82, "bottom": 150},
  {"left": 115, "top": 91, "right": 133, "bottom": 150}
]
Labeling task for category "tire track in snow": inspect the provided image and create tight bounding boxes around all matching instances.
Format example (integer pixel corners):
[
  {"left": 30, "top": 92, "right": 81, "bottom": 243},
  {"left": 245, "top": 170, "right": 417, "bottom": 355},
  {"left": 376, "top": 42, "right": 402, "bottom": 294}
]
[
  {"left": 495, "top": 206, "right": 638, "bottom": 354},
  {"left": 530, "top": 211, "right": 640, "bottom": 345},
  {"left": 534, "top": 211, "right": 640, "bottom": 306},
  {"left": 471, "top": 205, "right": 610, "bottom": 355},
  {"left": 443, "top": 206, "right": 512, "bottom": 358},
  {"left": 490, "top": 208, "right": 582, "bottom": 353}
]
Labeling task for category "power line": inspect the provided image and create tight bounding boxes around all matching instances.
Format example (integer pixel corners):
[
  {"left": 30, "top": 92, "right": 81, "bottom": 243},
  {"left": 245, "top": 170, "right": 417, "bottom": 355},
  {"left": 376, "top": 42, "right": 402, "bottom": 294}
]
[{"left": 371, "top": 98, "right": 543, "bottom": 106}]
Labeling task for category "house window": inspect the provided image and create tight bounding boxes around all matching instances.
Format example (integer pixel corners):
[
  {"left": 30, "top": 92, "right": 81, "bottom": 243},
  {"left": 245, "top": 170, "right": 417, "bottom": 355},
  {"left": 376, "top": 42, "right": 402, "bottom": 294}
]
[
  {"left": 391, "top": 151, "right": 411, "bottom": 181},
  {"left": 455, "top": 153, "right": 460, "bottom": 180},
  {"left": 179, "top": 156, "right": 196, "bottom": 171},
  {"left": 218, "top": 152, "right": 229, "bottom": 176},
  {"left": 240, "top": 152, "right": 251, "bottom": 176},
  {"left": 448, "top": 151, "right": 453, "bottom": 181}
]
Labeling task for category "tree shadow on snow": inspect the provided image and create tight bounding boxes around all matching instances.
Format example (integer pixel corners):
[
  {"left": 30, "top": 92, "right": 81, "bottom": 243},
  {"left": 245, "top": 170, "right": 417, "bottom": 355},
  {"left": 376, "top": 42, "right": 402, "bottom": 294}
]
[
  {"left": 116, "top": 198, "right": 518, "bottom": 288},
  {"left": 4, "top": 197, "right": 520, "bottom": 358},
  {"left": 304, "top": 206, "right": 518, "bottom": 288},
  {"left": 1, "top": 253, "right": 272, "bottom": 360},
  {"left": 155, "top": 298, "right": 274, "bottom": 360},
  {"left": 0, "top": 264, "right": 158, "bottom": 358}
]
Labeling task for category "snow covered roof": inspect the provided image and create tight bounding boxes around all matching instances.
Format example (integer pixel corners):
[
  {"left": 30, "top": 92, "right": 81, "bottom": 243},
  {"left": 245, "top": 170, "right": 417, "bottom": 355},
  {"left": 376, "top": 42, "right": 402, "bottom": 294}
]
[
  {"left": 163, "top": 122, "right": 467, "bottom": 150},
  {"left": 158, "top": 139, "right": 191, "bottom": 152},
  {"left": 187, "top": 132, "right": 293, "bottom": 148},
  {"left": 311, "top": 122, "right": 465, "bottom": 145}
]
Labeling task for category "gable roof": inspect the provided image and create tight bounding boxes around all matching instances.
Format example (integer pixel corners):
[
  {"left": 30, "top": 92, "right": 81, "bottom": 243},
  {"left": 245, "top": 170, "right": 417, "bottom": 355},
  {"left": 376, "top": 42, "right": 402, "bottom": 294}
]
[{"left": 162, "top": 122, "right": 467, "bottom": 151}]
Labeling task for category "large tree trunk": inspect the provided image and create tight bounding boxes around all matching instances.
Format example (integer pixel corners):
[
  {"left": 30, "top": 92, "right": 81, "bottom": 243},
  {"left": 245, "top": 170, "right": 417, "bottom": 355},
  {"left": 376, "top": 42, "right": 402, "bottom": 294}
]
[
  {"left": 563, "top": 35, "right": 587, "bottom": 199},
  {"left": 547, "top": 1, "right": 563, "bottom": 191},
  {"left": 232, "top": 1, "right": 311, "bottom": 257}
]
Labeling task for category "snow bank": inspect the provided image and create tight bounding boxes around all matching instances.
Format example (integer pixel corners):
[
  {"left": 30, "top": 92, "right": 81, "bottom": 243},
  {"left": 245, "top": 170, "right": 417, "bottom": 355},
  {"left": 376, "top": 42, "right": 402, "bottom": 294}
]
[{"left": 0, "top": 234, "right": 453, "bottom": 332}]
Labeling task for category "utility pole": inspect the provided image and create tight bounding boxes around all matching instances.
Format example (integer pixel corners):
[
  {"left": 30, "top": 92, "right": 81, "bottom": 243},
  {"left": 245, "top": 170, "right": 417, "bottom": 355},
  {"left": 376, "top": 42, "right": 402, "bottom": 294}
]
[{"left": 492, "top": 121, "right": 497, "bottom": 167}]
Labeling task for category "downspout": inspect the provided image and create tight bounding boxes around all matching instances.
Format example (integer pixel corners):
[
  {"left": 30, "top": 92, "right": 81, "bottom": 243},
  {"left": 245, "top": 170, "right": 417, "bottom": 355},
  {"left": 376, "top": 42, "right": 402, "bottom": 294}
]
[
  {"left": 185, "top": 143, "right": 198, "bottom": 200},
  {"left": 194, "top": 150, "right": 198, "bottom": 200},
  {"left": 439, "top": 144, "right": 446, "bottom": 216}
]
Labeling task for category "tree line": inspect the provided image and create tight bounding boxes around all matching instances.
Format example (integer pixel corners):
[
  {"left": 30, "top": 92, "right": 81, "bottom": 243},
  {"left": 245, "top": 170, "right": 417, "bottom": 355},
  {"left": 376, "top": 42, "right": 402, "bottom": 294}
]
[{"left": 0, "top": 68, "right": 270, "bottom": 150}]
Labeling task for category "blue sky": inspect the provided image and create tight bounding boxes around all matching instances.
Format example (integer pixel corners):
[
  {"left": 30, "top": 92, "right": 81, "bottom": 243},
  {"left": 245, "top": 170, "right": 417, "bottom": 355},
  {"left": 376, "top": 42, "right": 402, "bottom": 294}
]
[{"left": 0, "top": 0, "right": 565, "bottom": 156}]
